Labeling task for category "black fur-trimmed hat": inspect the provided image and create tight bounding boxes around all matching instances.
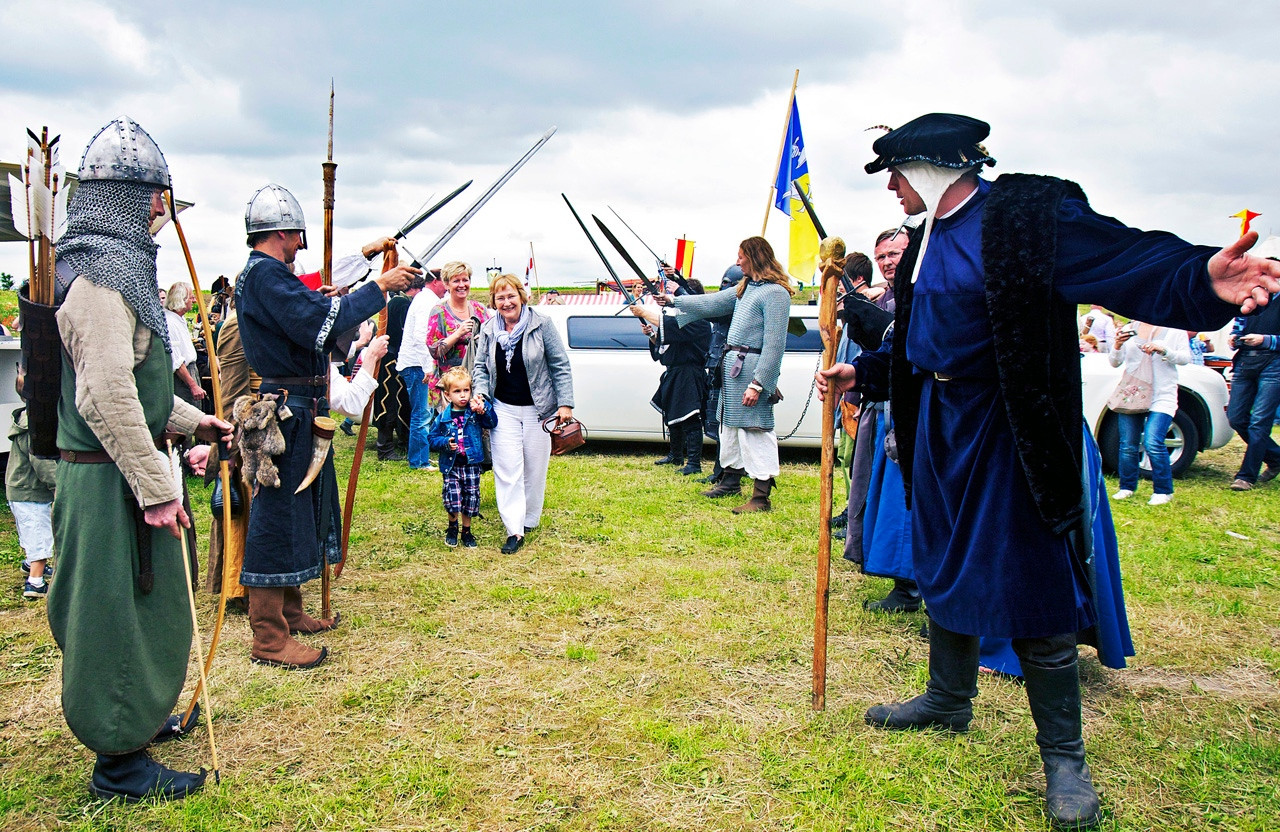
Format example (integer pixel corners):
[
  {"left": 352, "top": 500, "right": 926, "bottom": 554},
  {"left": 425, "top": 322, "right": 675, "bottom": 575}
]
[{"left": 864, "top": 113, "right": 996, "bottom": 175}]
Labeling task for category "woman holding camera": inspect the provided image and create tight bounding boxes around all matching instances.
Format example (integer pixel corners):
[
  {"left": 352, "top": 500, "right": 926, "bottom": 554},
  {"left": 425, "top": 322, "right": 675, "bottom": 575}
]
[{"left": 1109, "top": 322, "right": 1191, "bottom": 505}]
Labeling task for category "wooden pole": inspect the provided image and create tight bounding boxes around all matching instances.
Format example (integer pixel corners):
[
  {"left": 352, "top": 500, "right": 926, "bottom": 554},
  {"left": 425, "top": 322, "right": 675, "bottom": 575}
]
[
  {"left": 530, "top": 241, "right": 541, "bottom": 300},
  {"left": 762, "top": 69, "right": 799, "bottom": 237},
  {"left": 321, "top": 81, "right": 336, "bottom": 620},
  {"left": 812, "top": 248, "right": 843, "bottom": 711}
]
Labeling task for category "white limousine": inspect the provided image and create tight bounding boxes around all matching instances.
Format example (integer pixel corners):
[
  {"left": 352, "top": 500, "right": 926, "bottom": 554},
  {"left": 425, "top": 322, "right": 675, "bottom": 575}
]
[{"left": 533, "top": 303, "right": 1233, "bottom": 474}]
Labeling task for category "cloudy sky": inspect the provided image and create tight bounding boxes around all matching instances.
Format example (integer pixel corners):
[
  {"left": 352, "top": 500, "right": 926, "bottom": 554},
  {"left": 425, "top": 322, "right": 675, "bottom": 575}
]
[{"left": 2, "top": 0, "right": 1278, "bottom": 289}]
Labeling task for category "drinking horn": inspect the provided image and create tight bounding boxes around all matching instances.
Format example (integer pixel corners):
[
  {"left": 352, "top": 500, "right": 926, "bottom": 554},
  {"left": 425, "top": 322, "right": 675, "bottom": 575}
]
[{"left": 295, "top": 416, "right": 337, "bottom": 494}]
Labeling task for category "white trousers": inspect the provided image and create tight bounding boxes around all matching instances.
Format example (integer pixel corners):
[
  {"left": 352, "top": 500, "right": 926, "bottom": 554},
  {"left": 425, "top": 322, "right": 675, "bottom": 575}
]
[
  {"left": 492, "top": 401, "right": 552, "bottom": 537},
  {"left": 11, "top": 500, "right": 54, "bottom": 560},
  {"left": 718, "top": 426, "right": 780, "bottom": 479}
]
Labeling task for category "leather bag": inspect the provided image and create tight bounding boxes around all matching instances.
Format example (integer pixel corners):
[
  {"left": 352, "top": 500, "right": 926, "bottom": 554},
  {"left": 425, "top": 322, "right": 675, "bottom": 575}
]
[{"left": 542, "top": 416, "right": 587, "bottom": 456}]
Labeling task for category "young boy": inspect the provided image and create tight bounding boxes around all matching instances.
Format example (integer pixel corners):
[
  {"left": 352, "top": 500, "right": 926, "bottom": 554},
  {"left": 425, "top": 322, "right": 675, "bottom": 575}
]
[
  {"left": 428, "top": 368, "right": 497, "bottom": 547},
  {"left": 7, "top": 376, "right": 57, "bottom": 598}
]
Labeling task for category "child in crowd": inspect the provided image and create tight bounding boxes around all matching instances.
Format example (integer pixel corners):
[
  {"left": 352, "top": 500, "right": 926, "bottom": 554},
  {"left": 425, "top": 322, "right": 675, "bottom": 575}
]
[
  {"left": 428, "top": 368, "right": 497, "bottom": 547},
  {"left": 8, "top": 371, "right": 57, "bottom": 599}
]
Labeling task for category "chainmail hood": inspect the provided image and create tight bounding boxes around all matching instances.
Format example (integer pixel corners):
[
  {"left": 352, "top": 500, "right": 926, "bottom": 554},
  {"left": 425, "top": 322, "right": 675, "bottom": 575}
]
[{"left": 56, "top": 180, "right": 170, "bottom": 352}]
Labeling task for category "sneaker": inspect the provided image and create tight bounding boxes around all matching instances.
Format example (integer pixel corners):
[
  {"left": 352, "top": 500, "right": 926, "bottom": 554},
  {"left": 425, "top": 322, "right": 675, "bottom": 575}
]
[
  {"left": 445, "top": 521, "right": 459, "bottom": 548},
  {"left": 461, "top": 529, "right": 477, "bottom": 548},
  {"left": 1148, "top": 493, "right": 1173, "bottom": 505},
  {"left": 20, "top": 560, "right": 54, "bottom": 579},
  {"left": 23, "top": 580, "right": 47, "bottom": 599},
  {"left": 1260, "top": 465, "right": 1280, "bottom": 484},
  {"left": 1230, "top": 478, "right": 1253, "bottom": 491},
  {"left": 1111, "top": 489, "right": 1135, "bottom": 500}
]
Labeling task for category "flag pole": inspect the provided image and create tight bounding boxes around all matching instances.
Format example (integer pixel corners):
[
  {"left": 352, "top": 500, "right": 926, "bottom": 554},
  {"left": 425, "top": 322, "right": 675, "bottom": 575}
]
[
  {"left": 530, "top": 241, "right": 541, "bottom": 299},
  {"left": 762, "top": 69, "right": 800, "bottom": 236}
]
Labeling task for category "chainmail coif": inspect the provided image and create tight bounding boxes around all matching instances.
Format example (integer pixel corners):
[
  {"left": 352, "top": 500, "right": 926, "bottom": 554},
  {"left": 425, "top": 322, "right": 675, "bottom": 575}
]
[{"left": 56, "top": 180, "right": 171, "bottom": 352}]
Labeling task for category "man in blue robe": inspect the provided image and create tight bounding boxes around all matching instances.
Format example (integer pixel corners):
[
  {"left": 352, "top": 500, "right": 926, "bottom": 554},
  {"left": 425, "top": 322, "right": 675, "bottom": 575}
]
[
  {"left": 818, "top": 113, "right": 1280, "bottom": 828},
  {"left": 234, "top": 183, "right": 416, "bottom": 669}
]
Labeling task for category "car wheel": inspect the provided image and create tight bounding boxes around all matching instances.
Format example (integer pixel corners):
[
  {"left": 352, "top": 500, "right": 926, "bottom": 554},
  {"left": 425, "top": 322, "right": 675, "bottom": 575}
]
[{"left": 1096, "top": 410, "right": 1200, "bottom": 480}]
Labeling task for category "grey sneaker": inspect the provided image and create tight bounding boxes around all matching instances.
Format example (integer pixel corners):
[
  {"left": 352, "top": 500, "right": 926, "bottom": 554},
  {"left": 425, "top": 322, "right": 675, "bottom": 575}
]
[
  {"left": 1259, "top": 465, "right": 1280, "bottom": 484},
  {"left": 1230, "top": 478, "right": 1253, "bottom": 491}
]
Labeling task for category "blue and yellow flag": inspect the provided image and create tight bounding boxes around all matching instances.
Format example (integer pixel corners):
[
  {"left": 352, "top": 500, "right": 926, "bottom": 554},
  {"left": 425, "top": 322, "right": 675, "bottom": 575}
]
[{"left": 773, "top": 96, "right": 819, "bottom": 284}]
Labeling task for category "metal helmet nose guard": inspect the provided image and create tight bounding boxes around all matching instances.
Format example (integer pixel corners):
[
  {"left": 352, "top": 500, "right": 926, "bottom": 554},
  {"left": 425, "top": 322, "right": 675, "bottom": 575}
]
[
  {"left": 245, "top": 184, "right": 307, "bottom": 239},
  {"left": 78, "top": 116, "right": 171, "bottom": 188}
]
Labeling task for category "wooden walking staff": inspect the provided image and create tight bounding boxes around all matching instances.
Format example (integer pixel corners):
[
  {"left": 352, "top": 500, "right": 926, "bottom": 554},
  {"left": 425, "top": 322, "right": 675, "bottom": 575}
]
[
  {"left": 338, "top": 241, "right": 395, "bottom": 579},
  {"left": 167, "top": 193, "right": 237, "bottom": 731},
  {"left": 320, "top": 80, "right": 338, "bottom": 620},
  {"left": 812, "top": 234, "right": 846, "bottom": 711}
]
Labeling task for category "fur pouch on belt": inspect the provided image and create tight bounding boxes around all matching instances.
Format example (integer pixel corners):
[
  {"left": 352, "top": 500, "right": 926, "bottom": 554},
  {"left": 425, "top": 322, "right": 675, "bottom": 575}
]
[{"left": 233, "top": 394, "right": 286, "bottom": 490}]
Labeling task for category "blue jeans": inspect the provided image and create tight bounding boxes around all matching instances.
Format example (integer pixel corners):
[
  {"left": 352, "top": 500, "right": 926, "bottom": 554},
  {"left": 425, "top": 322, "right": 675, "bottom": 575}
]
[
  {"left": 1117, "top": 410, "right": 1174, "bottom": 495},
  {"left": 401, "top": 365, "right": 435, "bottom": 469},
  {"left": 1226, "top": 357, "right": 1280, "bottom": 483}
]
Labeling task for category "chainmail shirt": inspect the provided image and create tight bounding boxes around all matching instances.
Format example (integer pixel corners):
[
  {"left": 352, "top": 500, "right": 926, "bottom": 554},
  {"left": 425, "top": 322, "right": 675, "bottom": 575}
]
[{"left": 56, "top": 180, "right": 170, "bottom": 352}]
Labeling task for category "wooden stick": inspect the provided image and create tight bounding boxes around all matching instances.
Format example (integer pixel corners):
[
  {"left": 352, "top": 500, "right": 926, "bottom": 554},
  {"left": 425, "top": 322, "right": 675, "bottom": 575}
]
[
  {"left": 169, "top": 441, "right": 221, "bottom": 784},
  {"left": 812, "top": 254, "right": 842, "bottom": 711},
  {"left": 320, "top": 81, "right": 337, "bottom": 619},
  {"left": 168, "top": 193, "right": 236, "bottom": 728},
  {"left": 762, "top": 70, "right": 799, "bottom": 237}
]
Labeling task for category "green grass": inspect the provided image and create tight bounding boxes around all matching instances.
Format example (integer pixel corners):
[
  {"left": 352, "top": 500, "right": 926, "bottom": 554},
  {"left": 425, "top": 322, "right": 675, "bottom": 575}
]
[{"left": 0, "top": 435, "right": 1276, "bottom": 830}]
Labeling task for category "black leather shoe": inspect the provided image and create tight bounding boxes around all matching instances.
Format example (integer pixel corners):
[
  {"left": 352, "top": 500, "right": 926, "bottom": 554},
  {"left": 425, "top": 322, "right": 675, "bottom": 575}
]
[
  {"left": 90, "top": 749, "right": 207, "bottom": 803},
  {"left": 501, "top": 535, "right": 524, "bottom": 554},
  {"left": 150, "top": 704, "right": 199, "bottom": 745}
]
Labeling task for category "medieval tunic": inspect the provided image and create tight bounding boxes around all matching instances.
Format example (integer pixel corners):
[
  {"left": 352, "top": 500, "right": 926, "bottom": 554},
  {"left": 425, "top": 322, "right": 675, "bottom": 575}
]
[
  {"left": 668, "top": 280, "right": 790, "bottom": 430},
  {"left": 235, "top": 250, "right": 385, "bottom": 586},
  {"left": 48, "top": 279, "right": 204, "bottom": 754},
  {"left": 649, "top": 312, "right": 710, "bottom": 426},
  {"left": 877, "top": 177, "right": 1234, "bottom": 639}
]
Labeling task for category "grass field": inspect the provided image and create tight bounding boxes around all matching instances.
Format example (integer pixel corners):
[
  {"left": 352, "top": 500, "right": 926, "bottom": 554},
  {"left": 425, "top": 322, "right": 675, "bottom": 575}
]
[{"left": 0, "top": 433, "right": 1276, "bottom": 831}]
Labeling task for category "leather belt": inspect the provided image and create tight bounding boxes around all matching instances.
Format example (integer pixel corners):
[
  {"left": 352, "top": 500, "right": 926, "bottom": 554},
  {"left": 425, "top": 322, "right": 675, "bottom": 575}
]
[
  {"left": 61, "top": 434, "right": 176, "bottom": 464},
  {"left": 725, "top": 345, "right": 762, "bottom": 379},
  {"left": 261, "top": 376, "right": 327, "bottom": 388},
  {"left": 726, "top": 344, "right": 762, "bottom": 354}
]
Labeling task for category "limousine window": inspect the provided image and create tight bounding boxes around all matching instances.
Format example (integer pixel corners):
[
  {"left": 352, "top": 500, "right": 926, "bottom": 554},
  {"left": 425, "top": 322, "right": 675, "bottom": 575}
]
[{"left": 566, "top": 314, "right": 823, "bottom": 352}]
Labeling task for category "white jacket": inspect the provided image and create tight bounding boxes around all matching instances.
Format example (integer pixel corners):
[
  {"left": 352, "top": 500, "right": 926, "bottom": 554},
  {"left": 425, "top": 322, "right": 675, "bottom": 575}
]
[{"left": 1108, "top": 327, "right": 1190, "bottom": 416}]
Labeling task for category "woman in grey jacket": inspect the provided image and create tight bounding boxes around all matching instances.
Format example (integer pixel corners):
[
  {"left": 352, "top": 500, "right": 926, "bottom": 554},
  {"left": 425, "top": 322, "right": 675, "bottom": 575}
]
[
  {"left": 662, "top": 236, "right": 794, "bottom": 512},
  {"left": 472, "top": 274, "right": 575, "bottom": 553}
]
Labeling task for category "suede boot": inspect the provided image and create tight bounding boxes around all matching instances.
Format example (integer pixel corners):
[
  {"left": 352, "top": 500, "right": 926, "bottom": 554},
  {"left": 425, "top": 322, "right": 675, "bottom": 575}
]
[
  {"left": 1023, "top": 661, "right": 1103, "bottom": 829},
  {"left": 732, "top": 477, "right": 775, "bottom": 513},
  {"left": 248, "top": 586, "right": 328, "bottom": 669},
  {"left": 702, "top": 466, "right": 743, "bottom": 498},
  {"left": 865, "top": 619, "right": 979, "bottom": 732},
  {"left": 679, "top": 420, "right": 704, "bottom": 475},
  {"left": 864, "top": 578, "right": 923, "bottom": 613},
  {"left": 655, "top": 423, "right": 684, "bottom": 465},
  {"left": 89, "top": 749, "right": 206, "bottom": 803},
  {"left": 282, "top": 585, "right": 340, "bottom": 634}
]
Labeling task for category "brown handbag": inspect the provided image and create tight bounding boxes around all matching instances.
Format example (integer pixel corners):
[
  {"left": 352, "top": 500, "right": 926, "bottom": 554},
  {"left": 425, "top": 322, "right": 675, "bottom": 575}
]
[{"left": 542, "top": 416, "right": 587, "bottom": 455}]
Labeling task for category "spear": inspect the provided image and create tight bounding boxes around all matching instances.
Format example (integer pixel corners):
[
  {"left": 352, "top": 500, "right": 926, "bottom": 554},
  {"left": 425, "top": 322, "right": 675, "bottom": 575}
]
[{"left": 320, "top": 80, "right": 336, "bottom": 620}]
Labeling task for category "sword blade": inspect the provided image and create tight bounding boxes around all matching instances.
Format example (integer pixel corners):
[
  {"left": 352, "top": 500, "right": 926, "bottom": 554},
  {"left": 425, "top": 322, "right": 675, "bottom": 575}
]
[
  {"left": 562, "top": 194, "right": 633, "bottom": 304},
  {"left": 394, "top": 180, "right": 472, "bottom": 240},
  {"left": 402, "top": 127, "right": 556, "bottom": 267},
  {"left": 593, "top": 215, "right": 661, "bottom": 298},
  {"left": 607, "top": 205, "right": 692, "bottom": 293},
  {"left": 792, "top": 178, "right": 827, "bottom": 240}
]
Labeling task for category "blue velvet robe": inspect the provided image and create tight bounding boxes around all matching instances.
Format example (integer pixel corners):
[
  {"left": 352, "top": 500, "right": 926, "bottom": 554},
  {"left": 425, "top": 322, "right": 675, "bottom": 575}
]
[
  {"left": 235, "top": 251, "right": 386, "bottom": 585},
  {"left": 890, "top": 178, "right": 1234, "bottom": 638}
]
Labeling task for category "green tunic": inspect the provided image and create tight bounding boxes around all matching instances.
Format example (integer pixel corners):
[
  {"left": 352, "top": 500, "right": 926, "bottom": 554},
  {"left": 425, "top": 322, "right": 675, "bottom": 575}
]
[{"left": 47, "top": 331, "right": 192, "bottom": 755}]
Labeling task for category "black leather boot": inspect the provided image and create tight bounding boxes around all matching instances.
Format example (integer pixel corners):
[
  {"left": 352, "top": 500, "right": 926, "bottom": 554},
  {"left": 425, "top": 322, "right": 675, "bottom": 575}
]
[
  {"left": 655, "top": 423, "right": 684, "bottom": 465},
  {"left": 375, "top": 426, "right": 404, "bottom": 461},
  {"left": 865, "top": 619, "right": 979, "bottom": 732},
  {"left": 89, "top": 749, "right": 207, "bottom": 803},
  {"left": 863, "top": 578, "right": 923, "bottom": 613},
  {"left": 1023, "top": 659, "right": 1103, "bottom": 829},
  {"left": 679, "top": 419, "right": 703, "bottom": 475}
]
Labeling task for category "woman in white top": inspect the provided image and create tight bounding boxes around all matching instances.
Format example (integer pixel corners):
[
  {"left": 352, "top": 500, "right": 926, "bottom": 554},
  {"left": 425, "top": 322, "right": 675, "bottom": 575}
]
[
  {"left": 1109, "top": 322, "right": 1191, "bottom": 504},
  {"left": 164, "top": 282, "right": 205, "bottom": 407}
]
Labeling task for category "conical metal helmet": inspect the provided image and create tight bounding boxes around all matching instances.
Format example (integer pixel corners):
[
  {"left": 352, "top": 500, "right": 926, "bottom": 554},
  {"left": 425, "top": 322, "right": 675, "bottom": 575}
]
[
  {"left": 245, "top": 183, "right": 306, "bottom": 234},
  {"left": 77, "top": 116, "right": 171, "bottom": 188}
]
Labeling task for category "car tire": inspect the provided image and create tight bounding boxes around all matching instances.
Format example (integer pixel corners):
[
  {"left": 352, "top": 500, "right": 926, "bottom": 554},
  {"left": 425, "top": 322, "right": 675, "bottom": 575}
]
[{"left": 1096, "top": 410, "right": 1200, "bottom": 480}]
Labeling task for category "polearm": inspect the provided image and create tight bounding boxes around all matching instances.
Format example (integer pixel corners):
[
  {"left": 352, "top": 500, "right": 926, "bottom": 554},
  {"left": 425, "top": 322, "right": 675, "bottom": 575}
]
[
  {"left": 605, "top": 206, "right": 693, "bottom": 294},
  {"left": 591, "top": 216, "right": 663, "bottom": 299},
  {"left": 792, "top": 178, "right": 857, "bottom": 298},
  {"left": 812, "top": 231, "right": 846, "bottom": 712},
  {"left": 561, "top": 194, "right": 635, "bottom": 304},
  {"left": 321, "top": 80, "right": 337, "bottom": 620},
  {"left": 399, "top": 127, "right": 557, "bottom": 269}
]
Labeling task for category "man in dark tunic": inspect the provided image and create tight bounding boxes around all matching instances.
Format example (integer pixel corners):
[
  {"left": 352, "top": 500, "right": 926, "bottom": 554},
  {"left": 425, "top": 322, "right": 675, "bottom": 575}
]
[
  {"left": 48, "top": 117, "right": 232, "bottom": 801},
  {"left": 818, "top": 113, "right": 1280, "bottom": 828},
  {"left": 234, "top": 183, "right": 415, "bottom": 668}
]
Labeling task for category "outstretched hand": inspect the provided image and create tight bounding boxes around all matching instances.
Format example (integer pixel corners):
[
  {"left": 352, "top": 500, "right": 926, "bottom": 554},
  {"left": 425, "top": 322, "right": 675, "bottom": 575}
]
[
  {"left": 815, "top": 363, "right": 857, "bottom": 402},
  {"left": 1208, "top": 231, "right": 1280, "bottom": 314}
]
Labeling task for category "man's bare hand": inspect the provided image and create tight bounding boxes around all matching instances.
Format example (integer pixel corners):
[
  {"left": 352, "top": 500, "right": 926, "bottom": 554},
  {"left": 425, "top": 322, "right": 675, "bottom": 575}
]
[
  {"left": 742, "top": 387, "right": 760, "bottom": 407},
  {"left": 361, "top": 236, "right": 395, "bottom": 260},
  {"left": 816, "top": 363, "right": 857, "bottom": 401},
  {"left": 184, "top": 444, "right": 211, "bottom": 477},
  {"left": 376, "top": 264, "right": 422, "bottom": 294},
  {"left": 1241, "top": 333, "right": 1266, "bottom": 348},
  {"left": 1208, "top": 231, "right": 1280, "bottom": 314},
  {"left": 364, "top": 334, "right": 390, "bottom": 366},
  {"left": 194, "top": 414, "right": 234, "bottom": 448},
  {"left": 144, "top": 498, "right": 190, "bottom": 539}
]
